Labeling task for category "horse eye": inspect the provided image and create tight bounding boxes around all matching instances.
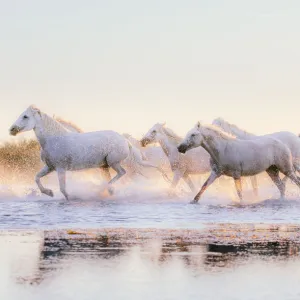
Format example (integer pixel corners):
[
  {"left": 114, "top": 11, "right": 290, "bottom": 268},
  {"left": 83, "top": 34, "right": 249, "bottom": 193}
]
[
  {"left": 23, "top": 115, "right": 28, "bottom": 119},
  {"left": 152, "top": 130, "right": 156, "bottom": 134},
  {"left": 191, "top": 134, "right": 196, "bottom": 137}
]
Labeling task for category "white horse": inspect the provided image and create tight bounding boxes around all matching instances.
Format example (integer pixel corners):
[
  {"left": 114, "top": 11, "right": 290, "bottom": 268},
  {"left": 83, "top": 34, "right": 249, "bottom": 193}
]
[
  {"left": 53, "top": 119, "right": 170, "bottom": 183},
  {"left": 52, "top": 119, "right": 170, "bottom": 181},
  {"left": 50, "top": 120, "right": 169, "bottom": 181},
  {"left": 140, "top": 123, "right": 211, "bottom": 193},
  {"left": 178, "top": 122, "right": 300, "bottom": 204},
  {"left": 123, "top": 133, "right": 171, "bottom": 175},
  {"left": 213, "top": 117, "right": 300, "bottom": 185},
  {"left": 8, "top": 105, "right": 145, "bottom": 200}
]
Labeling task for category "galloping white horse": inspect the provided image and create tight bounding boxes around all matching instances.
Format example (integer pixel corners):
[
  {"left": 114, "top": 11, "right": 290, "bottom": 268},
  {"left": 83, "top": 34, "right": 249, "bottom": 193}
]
[
  {"left": 140, "top": 123, "right": 211, "bottom": 193},
  {"left": 213, "top": 117, "right": 300, "bottom": 185},
  {"left": 178, "top": 122, "right": 300, "bottom": 203},
  {"left": 48, "top": 120, "right": 170, "bottom": 181},
  {"left": 50, "top": 120, "right": 169, "bottom": 181},
  {"left": 9, "top": 105, "right": 142, "bottom": 200},
  {"left": 123, "top": 133, "right": 171, "bottom": 175}
]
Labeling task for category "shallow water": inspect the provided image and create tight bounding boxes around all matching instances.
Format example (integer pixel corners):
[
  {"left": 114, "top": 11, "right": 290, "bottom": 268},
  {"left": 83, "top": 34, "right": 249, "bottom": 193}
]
[
  {"left": 1, "top": 230, "right": 300, "bottom": 300},
  {"left": 2, "top": 174, "right": 300, "bottom": 229},
  {"left": 1, "top": 195, "right": 300, "bottom": 229},
  {"left": 2, "top": 178, "right": 300, "bottom": 299}
]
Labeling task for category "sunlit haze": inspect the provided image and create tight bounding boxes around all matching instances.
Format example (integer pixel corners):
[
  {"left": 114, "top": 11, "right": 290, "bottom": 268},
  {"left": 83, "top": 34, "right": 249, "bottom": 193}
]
[{"left": 1, "top": 0, "right": 300, "bottom": 142}]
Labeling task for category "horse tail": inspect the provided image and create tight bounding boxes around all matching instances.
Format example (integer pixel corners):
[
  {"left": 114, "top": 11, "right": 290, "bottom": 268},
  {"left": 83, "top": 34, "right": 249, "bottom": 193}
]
[
  {"left": 126, "top": 141, "right": 171, "bottom": 182},
  {"left": 126, "top": 141, "right": 148, "bottom": 178}
]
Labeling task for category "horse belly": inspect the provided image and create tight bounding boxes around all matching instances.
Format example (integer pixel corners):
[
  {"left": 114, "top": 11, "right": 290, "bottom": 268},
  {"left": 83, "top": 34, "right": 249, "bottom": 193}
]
[
  {"left": 68, "top": 153, "right": 108, "bottom": 170},
  {"left": 44, "top": 133, "right": 129, "bottom": 170},
  {"left": 44, "top": 143, "right": 108, "bottom": 170},
  {"left": 221, "top": 156, "right": 270, "bottom": 177}
]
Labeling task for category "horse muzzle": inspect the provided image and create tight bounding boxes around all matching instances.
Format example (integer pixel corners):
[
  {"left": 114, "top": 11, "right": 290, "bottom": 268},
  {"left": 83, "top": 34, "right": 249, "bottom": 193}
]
[
  {"left": 177, "top": 144, "right": 188, "bottom": 153},
  {"left": 9, "top": 126, "right": 21, "bottom": 136},
  {"left": 140, "top": 138, "right": 150, "bottom": 147}
]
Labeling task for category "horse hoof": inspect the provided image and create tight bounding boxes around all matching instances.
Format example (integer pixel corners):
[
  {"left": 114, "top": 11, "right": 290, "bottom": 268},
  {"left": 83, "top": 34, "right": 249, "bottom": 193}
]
[
  {"left": 190, "top": 199, "right": 198, "bottom": 204},
  {"left": 108, "top": 187, "right": 114, "bottom": 195},
  {"left": 44, "top": 189, "right": 54, "bottom": 197}
]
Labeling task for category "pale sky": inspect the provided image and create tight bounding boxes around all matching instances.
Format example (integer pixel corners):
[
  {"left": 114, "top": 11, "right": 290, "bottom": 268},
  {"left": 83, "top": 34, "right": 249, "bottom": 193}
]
[{"left": 1, "top": 0, "right": 300, "bottom": 141}]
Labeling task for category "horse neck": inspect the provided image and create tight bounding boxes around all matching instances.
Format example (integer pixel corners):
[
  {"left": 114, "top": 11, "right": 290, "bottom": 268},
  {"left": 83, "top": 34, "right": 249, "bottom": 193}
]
[
  {"left": 157, "top": 133, "right": 179, "bottom": 161},
  {"left": 34, "top": 113, "right": 69, "bottom": 147},
  {"left": 200, "top": 130, "right": 228, "bottom": 164}
]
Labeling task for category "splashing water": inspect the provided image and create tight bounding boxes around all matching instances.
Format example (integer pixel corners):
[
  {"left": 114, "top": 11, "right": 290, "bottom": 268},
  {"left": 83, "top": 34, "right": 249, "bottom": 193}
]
[{"left": 1, "top": 171, "right": 300, "bottom": 229}]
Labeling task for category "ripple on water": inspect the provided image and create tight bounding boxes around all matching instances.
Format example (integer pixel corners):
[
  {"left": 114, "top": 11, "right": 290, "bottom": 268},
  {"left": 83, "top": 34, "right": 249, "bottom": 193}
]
[{"left": 0, "top": 195, "right": 300, "bottom": 229}]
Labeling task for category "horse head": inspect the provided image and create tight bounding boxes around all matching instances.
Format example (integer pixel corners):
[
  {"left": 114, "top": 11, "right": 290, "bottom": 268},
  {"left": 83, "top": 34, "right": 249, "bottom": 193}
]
[
  {"left": 140, "top": 123, "right": 166, "bottom": 147},
  {"left": 9, "top": 105, "right": 41, "bottom": 136}
]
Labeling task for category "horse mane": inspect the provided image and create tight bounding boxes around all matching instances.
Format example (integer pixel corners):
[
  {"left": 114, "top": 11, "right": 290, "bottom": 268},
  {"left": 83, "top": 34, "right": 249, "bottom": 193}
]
[
  {"left": 25, "top": 105, "right": 82, "bottom": 139},
  {"left": 202, "top": 124, "right": 236, "bottom": 140},
  {"left": 37, "top": 112, "right": 69, "bottom": 135},
  {"left": 55, "top": 117, "right": 84, "bottom": 133},
  {"left": 122, "top": 133, "right": 132, "bottom": 139},
  {"left": 160, "top": 126, "right": 183, "bottom": 144},
  {"left": 212, "top": 117, "right": 255, "bottom": 138},
  {"left": 122, "top": 133, "right": 139, "bottom": 143}
]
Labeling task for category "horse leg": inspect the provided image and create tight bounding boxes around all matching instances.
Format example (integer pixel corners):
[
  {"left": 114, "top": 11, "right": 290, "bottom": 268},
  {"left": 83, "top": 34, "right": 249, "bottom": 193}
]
[
  {"left": 282, "top": 175, "right": 289, "bottom": 186},
  {"left": 283, "top": 162, "right": 300, "bottom": 182},
  {"left": 99, "top": 167, "right": 114, "bottom": 195},
  {"left": 250, "top": 176, "right": 259, "bottom": 198},
  {"left": 137, "top": 160, "right": 171, "bottom": 183},
  {"left": 57, "top": 168, "right": 69, "bottom": 200},
  {"left": 282, "top": 163, "right": 299, "bottom": 185},
  {"left": 35, "top": 166, "right": 54, "bottom": 197},
  {"left": 281, "top": 171, "right": 300, "bottom": 189},
  {"left": 170, "top": 171, "right": 182, "bottom": 194},
  {"left": 266, "top": 166, "right": 285, "bottom": 200},
  {"left": 183, "top": 172, "right": 196, "bottom": 193},
  {"left": 107, "top": 162, "right": 126, "bottom": 188},
  {"left": 234, "top": 177, "right": 243, "bottom": 203},
  {"left": 192, "top": 171, "right": 221, "bottom": 204},
  {"left": 292, "top": 163, "right": 300, "bottom": 181}
]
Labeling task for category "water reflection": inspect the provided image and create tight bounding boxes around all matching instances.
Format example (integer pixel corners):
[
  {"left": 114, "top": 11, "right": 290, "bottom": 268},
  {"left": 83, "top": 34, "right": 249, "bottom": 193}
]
[{"left": 1, "top": 229, "right": 300, "bottom": 300}]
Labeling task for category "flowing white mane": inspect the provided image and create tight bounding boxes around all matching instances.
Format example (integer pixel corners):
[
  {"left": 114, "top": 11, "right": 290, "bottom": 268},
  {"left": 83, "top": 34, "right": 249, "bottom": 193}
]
[
  {"left": 212, "top": 117, "right": 255, "bottom": 139},
  {"left": 201, "top": 124, "right": 236, "bottom": 140},
  {"left": 160, "top": 126, "right": 183, "bottom": 144},
  {"left": 29, "top": 106, "right": 83, "bottom": 135},
  {"left": 55, "top": 117, "right": 83, "bottom": 133},
  {"left": 122, "top": 133, "right": 131, "bottom": 139},
  {"left": 37, "top": 112, "right": 70, "bottom": 136}
]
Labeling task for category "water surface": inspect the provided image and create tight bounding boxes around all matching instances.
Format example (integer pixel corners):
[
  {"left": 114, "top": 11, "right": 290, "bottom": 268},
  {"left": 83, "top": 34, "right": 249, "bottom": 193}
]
[
  {"left": 1, "top": 196, "right": 300, "bottom": 229},
  {"left": 1, "top": 230, "right": 300, "bottom": 300}
]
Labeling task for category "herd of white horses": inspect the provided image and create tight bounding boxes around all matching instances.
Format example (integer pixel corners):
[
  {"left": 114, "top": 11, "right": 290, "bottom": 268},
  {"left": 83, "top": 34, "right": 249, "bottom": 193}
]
[{"left": 8, "top": 105, "right": 300, "bottom": 203}]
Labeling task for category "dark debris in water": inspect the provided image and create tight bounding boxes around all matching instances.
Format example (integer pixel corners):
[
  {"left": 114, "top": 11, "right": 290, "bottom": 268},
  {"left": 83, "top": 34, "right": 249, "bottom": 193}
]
[{"left": 37, "top": 223, "right": 300, "bottom": 246}]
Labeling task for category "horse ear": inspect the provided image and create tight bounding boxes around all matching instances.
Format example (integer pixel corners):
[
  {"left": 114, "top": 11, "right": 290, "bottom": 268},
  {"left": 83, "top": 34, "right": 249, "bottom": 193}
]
[
  {"left": 160, "top": 122, "right": 166, "bottom": 127},
  {"left": 30, "top": 105, "right": 41, "bottom": 115},
  {"left": 196, "top": 121, "right": 201, "bottom": 130}
]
